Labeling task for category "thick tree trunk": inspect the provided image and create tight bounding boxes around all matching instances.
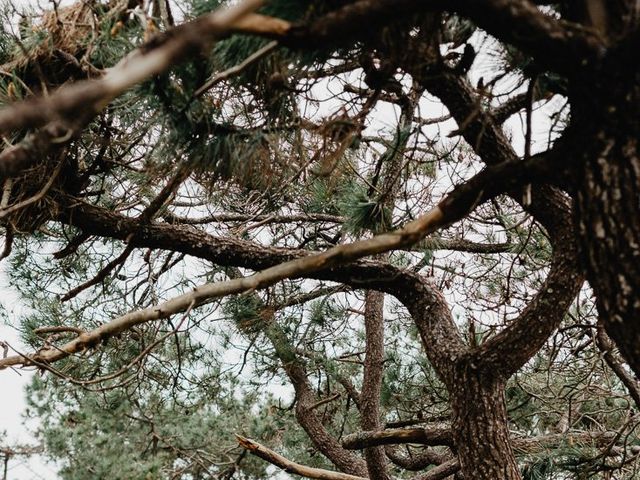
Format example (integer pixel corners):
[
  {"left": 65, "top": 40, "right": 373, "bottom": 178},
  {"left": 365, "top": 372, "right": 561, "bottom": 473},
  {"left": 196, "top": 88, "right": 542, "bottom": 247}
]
[
  {"left": 572, "top": 59, "right": 640, "bottom": 377},
  {"left": 449, "top": 363, "right": 521, "bottom": 480}
]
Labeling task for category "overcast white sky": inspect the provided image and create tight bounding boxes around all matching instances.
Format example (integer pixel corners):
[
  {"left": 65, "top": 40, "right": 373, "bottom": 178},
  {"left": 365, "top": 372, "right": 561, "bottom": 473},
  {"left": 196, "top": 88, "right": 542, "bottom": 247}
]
[{"left": 1, "top": 267, "right": 57, "bottom": 479}]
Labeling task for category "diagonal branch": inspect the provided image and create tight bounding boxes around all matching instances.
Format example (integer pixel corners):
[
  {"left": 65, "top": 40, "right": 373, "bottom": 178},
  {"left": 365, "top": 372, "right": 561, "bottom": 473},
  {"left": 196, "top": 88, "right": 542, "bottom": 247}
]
[
  {"left": 409, "top": 459, "right": 460, "bottom": 480},
  {"left": 236, "top": 435, "right": 367, "bottom": 480},
  {"left": 0, "top": 0, "right": 263, "bottom": 135},
  {"left": 596, "top": 325, "right": 640, "bottom": 410},
  {"left": 0, "top": 155, "right": 554, "bottom": 371},
  {"left": 0, "top": 0, "right": 265, "bottom": 181},
  {"left": 0, "top": 0, "right": 597, "bottom": 182},
  {"left": 226, "top": 267, "right": 368, "bottom": 476}
]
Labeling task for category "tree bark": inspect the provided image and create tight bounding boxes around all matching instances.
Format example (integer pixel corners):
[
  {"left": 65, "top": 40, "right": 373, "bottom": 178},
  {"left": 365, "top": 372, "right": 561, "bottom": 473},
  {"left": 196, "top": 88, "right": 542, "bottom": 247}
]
[
  {"left": 449, "top": 363, "right": 521, "bottom": 480},
  {"left": 572, "top": 54, "right": 640, "bottom": 378},
  {"left": 361, "top": 290, "right": 391, "bottom": 480}
]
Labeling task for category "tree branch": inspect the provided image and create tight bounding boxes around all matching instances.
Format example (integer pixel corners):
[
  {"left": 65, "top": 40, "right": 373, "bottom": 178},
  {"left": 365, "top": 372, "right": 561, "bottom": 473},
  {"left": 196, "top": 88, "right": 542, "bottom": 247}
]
[
  {"left": 0, "top": 155, "right": 553, "bottom": 371},
  {"left": 236, "top": 435, "right": 367, "bottom": 480},
  {"left": 344, "top": 427, "right": 620, "bottom": 453},
  {"left": 360, "top": 290, "right": 391, "bottom": 480},
  {"left": 283, "top": 0, "right": 603, "bottom": 74},
  {"left": 343, "top": 425, "right": 454, "bottom": 450}
]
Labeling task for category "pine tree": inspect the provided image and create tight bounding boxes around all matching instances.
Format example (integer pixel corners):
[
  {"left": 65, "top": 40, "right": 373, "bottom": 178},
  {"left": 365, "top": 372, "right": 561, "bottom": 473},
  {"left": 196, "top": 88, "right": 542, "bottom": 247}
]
[{"left": 1, "top": 1, "right": 640, "bottom": 479}]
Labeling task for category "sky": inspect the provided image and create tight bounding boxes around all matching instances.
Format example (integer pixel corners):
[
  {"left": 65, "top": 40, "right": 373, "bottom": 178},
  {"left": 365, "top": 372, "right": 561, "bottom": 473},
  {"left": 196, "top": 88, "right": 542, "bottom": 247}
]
[{"left": 0, "top": 267, "right": 57, "bottom": 479}]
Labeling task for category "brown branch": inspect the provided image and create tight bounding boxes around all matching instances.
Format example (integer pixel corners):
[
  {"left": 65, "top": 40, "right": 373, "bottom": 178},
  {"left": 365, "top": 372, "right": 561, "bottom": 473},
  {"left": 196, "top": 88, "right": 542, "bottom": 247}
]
[
  {"left": 409, "top": 458, "right": 460, "bottom": 480},
  {"left": 282, "top": 0, "right": 603, "bottom": 74},
  {"left": 0, "top": 226, "right": 13, "bottom": 263},
  {"left": 309, "top": 393, "right": 341, "bottom": 411},
  {"left": 52, "top": 232, "right": 91, "bottom": 259},
  {"left": 60, "top": 243, "right": 135, "bottom": 302},
  {"left": 61, "top": 167, "right": 189, "bottom": 302},
  {"left": 385, "top": 446, "right": 451, "bottom": 471},
  {"left": 225, "top": 268, "right": 367, "bottom": 476},
  {"left": 0, "top": 155, "right": 554, "bottom": 371},
  {"left": 0, "top": 0, "right": 263, "bottom": 135},
  {"left": 596, "top": 325, "right": 640, "bottom": 410},
  {"left": 0, "top": 1, "right": 265, "bottom": 182},
  {"left": 344, "top": 427, "right": 620, "bottom": 454},
  {"left": 236, "top": 435, "right": 367, "bottom": 480},
  {"left": 360, "top": 289, "right": 391, "bottom": 480},
  {"left": 411, "top": 63, "right": 584, "bottom": 378},
  {"left": 34, "top": 326, "right": 84, "bottom": 336},
  {"left": 343, "top": 425, "right": 454, "bottom": 450},
  {"left": 194, "top": 40, "right": 278, "bottom": 97},
  {"left": 477, "top": 207, "right": 583, "bottom": 378},
  {"left": 408, "top": 238, "right": 514, "bottom": 254},
  {"left": 0, "top": 124, "right": 74, "bottom": 181},
  {"left": 0, "top": 159, "right": 63, "bottom": 218},
  {"left": 162, "top": 211, "right": 344, "bottom": 225},
  {"left": 491, "top": 92, "right": 530, "bottom": 124}
]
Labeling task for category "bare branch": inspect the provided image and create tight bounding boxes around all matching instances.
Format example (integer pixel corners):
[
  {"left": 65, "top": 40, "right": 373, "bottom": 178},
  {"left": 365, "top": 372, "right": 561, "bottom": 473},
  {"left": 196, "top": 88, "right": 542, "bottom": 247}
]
[
  {"left": 342, "top": 425, "right": 454, "bottom": 450},
  {"left": 236, "top": 435, "right": 368, "bottom": 480},
  {"left": 409, "top": 458, "right": 460, "bottom": 480}
]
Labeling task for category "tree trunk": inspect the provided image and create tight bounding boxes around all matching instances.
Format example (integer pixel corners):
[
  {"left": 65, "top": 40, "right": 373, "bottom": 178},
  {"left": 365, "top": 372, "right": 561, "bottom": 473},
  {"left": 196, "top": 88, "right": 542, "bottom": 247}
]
[
  {"left": 449, "top": 362, "right": 521, "bottom": 480},
  {"left": 572, "top": 57, "right": 640, "bottom": 377},
  {"left": 361, "top": 290, "right": 392, "bottom": 480}
]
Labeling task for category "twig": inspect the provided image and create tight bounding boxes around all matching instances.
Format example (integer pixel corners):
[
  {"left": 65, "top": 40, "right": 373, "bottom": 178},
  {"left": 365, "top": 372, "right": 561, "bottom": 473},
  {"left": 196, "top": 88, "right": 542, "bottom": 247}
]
[{"left": 194, "top": 40, "right": 278, "bottom": 97}]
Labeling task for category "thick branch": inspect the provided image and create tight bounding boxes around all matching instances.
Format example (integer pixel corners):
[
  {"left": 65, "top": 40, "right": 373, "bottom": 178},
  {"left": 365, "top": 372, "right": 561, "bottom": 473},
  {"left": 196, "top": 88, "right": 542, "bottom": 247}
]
[
  {"left": 0, "top": 0, "right": 262, "bottom": 135},
  {"left": 283, "top": 0, "right": 603, "bottom": 73},
  {"left": 477, "top": 191, "right": 583, "bottom": 377},
  {"left": 344, "top": 427, "right": 620, "bottom": 453},
  {"left": 0, "top": 157, "right": 553, "bottom": 371},
  {"left": 343, "top": 426, "right": 454, "bottom": 450},
  {"left": 0, "top": 1, "right": 264, "bottom": 181}
]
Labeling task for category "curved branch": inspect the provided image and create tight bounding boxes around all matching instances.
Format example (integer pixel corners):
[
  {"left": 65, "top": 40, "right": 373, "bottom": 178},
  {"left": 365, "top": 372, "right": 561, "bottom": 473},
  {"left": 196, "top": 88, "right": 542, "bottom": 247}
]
[
  {"left": 477, "top": 235, "right": 583, "bottom": 378},
  {"left": 409, "top": 459, "right": 460, "bottom": 480},
  {"left": 0, "top": 155, "right": 553, "bottom": 373},
  {"left": 283, "top": 0, "right": 603, "bottom": 74},
  {"left": 385, "top": 446, "right": 451, "bottom": 471}
]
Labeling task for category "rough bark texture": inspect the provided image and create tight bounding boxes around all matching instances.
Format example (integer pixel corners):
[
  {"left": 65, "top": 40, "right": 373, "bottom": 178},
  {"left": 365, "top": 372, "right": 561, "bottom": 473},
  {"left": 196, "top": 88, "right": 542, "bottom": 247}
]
[
  {"left": 571, "top": 47, "right": 640, "bottom": 378},
  {"left": 449, "top": 365, "right": 520, "bottom": 479},
  {"left": 361, "top": 290, "right": 391, "bottom": 480}
]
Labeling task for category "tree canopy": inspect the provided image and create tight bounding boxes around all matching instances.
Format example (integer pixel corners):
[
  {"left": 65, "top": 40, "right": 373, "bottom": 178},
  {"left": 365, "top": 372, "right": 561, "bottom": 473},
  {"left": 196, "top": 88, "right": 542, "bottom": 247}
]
[{"left": 0, "top": 1, "right": 639, "bottom": 479}]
